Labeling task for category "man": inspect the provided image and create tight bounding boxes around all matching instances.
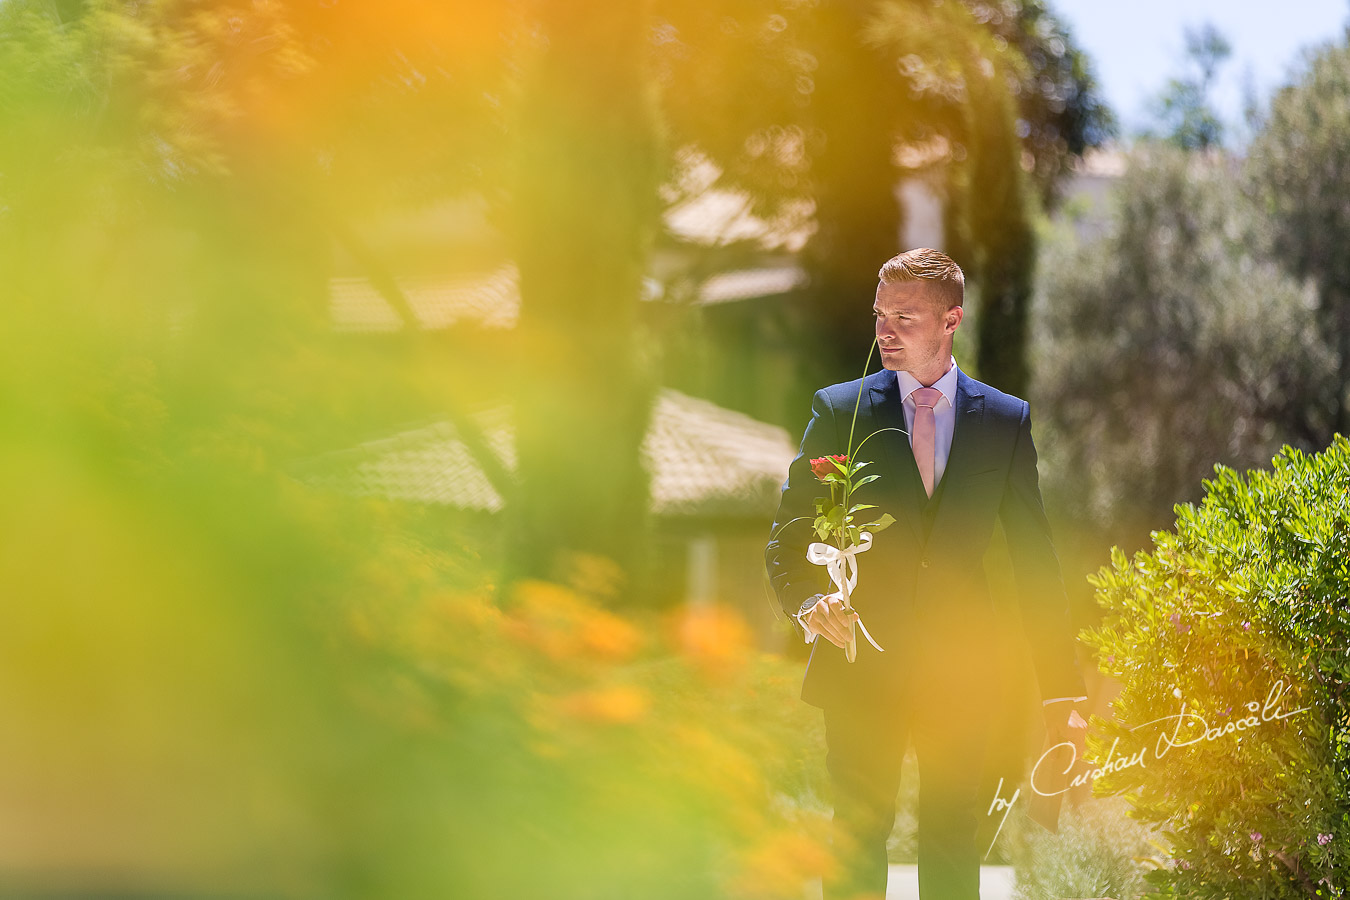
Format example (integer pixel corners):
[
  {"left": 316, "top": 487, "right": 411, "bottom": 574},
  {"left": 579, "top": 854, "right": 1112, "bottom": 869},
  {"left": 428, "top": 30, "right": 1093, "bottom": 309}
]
[{"left": 764, "top": 249, "right": 1088, "bottom": 900}]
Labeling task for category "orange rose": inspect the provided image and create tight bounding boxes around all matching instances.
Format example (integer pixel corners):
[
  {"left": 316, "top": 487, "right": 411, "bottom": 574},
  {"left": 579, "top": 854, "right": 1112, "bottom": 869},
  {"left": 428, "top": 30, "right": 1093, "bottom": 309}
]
[{"left": 809, "top": 454, "right": 848, "bottom": 482}]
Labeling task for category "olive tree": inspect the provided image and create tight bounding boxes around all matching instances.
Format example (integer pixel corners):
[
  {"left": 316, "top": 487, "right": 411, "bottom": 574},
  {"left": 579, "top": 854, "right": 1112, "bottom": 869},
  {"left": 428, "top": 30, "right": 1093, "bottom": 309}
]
[
  {"left": 1033, "top": 143, "right": 1334, "bottom": 551},
  {"left": 1246, "top": 32, "right": 1350, "bottom": 438}
]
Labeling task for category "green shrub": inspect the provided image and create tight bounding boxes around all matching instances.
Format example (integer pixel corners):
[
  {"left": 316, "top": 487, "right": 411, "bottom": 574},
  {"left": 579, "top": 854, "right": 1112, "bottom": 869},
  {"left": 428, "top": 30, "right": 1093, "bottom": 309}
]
[
  {"left": 1008, "top": 796, "right": 1155, "bottom": 900},
  {"left": 1081, "top": 435, "right": 1350, "bottom": 898}
]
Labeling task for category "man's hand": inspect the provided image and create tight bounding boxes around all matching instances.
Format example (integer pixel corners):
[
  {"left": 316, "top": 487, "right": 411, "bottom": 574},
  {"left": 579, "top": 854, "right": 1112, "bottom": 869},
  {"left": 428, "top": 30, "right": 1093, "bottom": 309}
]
[
  {"left": 1026, "top": 702, "right": 1090, "bottom": 833},
  {"left": 802, "top": 592, "right": 860, "bottom": 649},
  {"left": 1042, "top": 703, "right": 1089, "bottom": 758}
]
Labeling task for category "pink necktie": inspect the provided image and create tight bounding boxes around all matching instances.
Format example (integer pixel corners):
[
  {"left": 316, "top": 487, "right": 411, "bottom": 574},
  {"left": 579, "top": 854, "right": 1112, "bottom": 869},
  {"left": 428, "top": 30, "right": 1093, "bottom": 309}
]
[{"left": 911, "top": 387, "right": 942, "bottom": 498}]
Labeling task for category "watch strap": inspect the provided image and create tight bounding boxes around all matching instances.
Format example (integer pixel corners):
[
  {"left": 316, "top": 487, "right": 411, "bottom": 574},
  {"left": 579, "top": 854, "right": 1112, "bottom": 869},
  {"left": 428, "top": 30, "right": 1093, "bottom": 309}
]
[{"left": 793, "top": 593, "right": 825, "bottom": 634}]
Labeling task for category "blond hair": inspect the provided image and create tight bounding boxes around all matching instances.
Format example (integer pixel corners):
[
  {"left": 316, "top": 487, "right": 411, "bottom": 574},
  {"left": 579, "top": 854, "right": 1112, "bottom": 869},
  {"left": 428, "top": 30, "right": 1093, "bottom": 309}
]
[{"left": 877, "top": 248, "right": 964, "bottom": 311}]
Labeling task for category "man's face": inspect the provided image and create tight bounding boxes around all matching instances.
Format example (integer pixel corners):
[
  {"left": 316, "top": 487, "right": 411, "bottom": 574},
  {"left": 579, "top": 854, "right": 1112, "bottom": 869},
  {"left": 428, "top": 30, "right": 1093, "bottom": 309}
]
[{"left": 873, "top": 280, "right": 962, "bottom": 375}]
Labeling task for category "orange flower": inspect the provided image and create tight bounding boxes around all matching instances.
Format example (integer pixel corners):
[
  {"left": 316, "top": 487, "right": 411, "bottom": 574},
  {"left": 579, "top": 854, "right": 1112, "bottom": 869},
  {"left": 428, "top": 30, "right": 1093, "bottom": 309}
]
[
  {"left": 809, "top": 454, "right": 848, "bottom": 482},
  {"left": 578, "top": 612, "right": 643, "bottom": 661},
  {"left": 506, "top": 580, "right": 591, "bottom": 660},
  {"left": 557, "top": 684, "right": 649, "bottom": 723},
  {"left": 674, "top": 604, "right": 753, "bottom": 677},
  {"left": 507, "top": 579, "right": 643, "bottom": 663}
]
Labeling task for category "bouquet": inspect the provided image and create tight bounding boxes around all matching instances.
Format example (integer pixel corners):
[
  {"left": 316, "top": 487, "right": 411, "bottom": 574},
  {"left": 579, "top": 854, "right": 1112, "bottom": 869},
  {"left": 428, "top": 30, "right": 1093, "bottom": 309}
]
[
  {"left": 805, "top": 452, "right": 895, "bottom": 662},
  {"left": 779, "top": 340, "right": 906, "bottom": 663}
]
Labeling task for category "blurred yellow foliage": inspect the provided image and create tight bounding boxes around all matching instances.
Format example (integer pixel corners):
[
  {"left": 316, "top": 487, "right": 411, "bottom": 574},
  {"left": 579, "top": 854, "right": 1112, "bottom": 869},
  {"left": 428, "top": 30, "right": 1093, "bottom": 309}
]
[
  {"left": 724, "top": 827, "right": 837, "bottom": 900},
  {"left": 673, "top": 603, "right": 756, "bottom": 678},
  {"left": 507, "top": 578, "right": 645, "bottom": 665},
  {"left": 0, "top": 0, "right": 840, "bottom": 894},
  {"left": 556, "top": 684, "right": 651, "bottom": 723}
]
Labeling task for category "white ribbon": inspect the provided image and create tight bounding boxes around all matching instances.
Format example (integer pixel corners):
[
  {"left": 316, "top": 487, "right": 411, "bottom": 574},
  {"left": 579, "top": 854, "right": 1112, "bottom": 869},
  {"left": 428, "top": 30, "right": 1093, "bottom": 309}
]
[{"left": 805, "top": 533, "right": 886, "bottom": 653}]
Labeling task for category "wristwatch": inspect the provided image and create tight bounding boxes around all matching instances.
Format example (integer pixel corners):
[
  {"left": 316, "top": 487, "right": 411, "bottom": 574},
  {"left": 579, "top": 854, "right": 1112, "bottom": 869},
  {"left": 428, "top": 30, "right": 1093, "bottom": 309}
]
[{"left": 793, "top": 593, "right": 825, "bottom": 637}]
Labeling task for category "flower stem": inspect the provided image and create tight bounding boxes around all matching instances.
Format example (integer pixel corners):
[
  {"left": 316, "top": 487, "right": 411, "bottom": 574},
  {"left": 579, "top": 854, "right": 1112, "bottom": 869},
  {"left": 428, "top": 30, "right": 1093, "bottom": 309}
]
[{"left": 841, "top": 337, "right": 879, "bottom": 549}]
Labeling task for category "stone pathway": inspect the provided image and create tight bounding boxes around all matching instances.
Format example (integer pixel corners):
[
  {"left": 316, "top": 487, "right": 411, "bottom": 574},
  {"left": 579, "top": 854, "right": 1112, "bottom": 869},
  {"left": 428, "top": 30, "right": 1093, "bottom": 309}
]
[{"left": 803, "top": 865, "right": 1017, "bottom": 900}]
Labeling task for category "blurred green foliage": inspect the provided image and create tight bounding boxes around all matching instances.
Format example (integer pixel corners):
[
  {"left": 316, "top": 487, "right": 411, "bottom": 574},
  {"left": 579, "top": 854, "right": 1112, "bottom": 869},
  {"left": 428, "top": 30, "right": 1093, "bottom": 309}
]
[
  {"left": 1033, "top": 142, "right": 1334, "bottom": 552},
  {"left": 0, "top": 2, "right": 837, "bottom": 896},
  {"left": 1247, "top": 31, "right": 1350, "bottom": 437},
  {"left": 789, "top": 0, "right": 1112, "bottom": 397},
  {"left": 1143, "top": 22, "right": 1232, "bottom": 151}
]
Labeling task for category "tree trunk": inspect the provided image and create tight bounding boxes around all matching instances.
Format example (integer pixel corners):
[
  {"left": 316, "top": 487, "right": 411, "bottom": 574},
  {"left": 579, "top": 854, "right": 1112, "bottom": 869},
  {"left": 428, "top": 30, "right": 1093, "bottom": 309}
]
[
  {"left": 506, "top": 1, "right": 663, "bottom": 595},
  {"left": 953, "top": 54, "right": 1036, "bottom": 398},
  {"left": 800, "top": 0, "right": 904, "bottom": 389}
]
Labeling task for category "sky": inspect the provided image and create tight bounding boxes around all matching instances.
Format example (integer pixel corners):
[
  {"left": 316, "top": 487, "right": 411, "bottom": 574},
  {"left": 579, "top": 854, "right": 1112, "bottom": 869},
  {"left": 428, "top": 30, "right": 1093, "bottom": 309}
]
[{"left": 1049, "top": 0, "right": 1350, "bottom": 144}]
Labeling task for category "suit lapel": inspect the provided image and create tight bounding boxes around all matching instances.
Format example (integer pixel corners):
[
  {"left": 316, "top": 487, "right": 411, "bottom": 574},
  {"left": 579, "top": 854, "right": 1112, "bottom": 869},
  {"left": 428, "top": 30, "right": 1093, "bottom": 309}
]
[{"left": 943, "top": 369, "right": 986, "bottom": 492}]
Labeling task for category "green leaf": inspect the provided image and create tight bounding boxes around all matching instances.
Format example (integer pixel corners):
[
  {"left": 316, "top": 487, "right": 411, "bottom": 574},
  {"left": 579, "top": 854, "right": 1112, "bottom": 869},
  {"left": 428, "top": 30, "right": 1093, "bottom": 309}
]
[
  {"left": 848, "top": 503, "right": 878, "bottom": 515},
  {"left": 863, "top": 513, "right": 896, "bottom": 533},
  {"left": 853, "top": 474, "right": 881, "bottom": 489}
]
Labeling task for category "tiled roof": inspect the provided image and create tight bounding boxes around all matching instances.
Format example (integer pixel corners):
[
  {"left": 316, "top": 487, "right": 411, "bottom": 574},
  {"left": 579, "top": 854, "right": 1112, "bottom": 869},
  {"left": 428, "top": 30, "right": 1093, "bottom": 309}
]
[
  {"left": 697, "top": 266, "right": 807, "bottom": 304},
  {"left": 662, "top": 191, "right": 815, "bottom": 253},
  {"left": 330, "top": 264, "right": 520, "bottom": 332},
  {"left": 659, "top": 147, "right": 816, "bottom": 252},
  {"left": 299, "top": 389, "right": 796, "bottom": 517},
  {"left": 643, "top": 390, "right": 798, "bottom": 516},
  {"left": 329, "top": 266, "right": 669, "bottom": 331}
]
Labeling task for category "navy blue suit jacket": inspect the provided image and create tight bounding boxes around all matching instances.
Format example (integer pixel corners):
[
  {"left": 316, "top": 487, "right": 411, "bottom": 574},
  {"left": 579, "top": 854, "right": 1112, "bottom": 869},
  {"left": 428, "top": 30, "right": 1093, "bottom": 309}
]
[{"left": 765, "top": 366, "right": 1088, "bottom": 712}]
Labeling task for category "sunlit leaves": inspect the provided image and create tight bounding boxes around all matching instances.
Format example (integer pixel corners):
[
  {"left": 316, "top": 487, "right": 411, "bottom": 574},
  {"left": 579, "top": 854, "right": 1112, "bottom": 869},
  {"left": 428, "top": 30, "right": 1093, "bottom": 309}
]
[{"left": 1081, "top": 436, "right": 1350, "bottom": 895}]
